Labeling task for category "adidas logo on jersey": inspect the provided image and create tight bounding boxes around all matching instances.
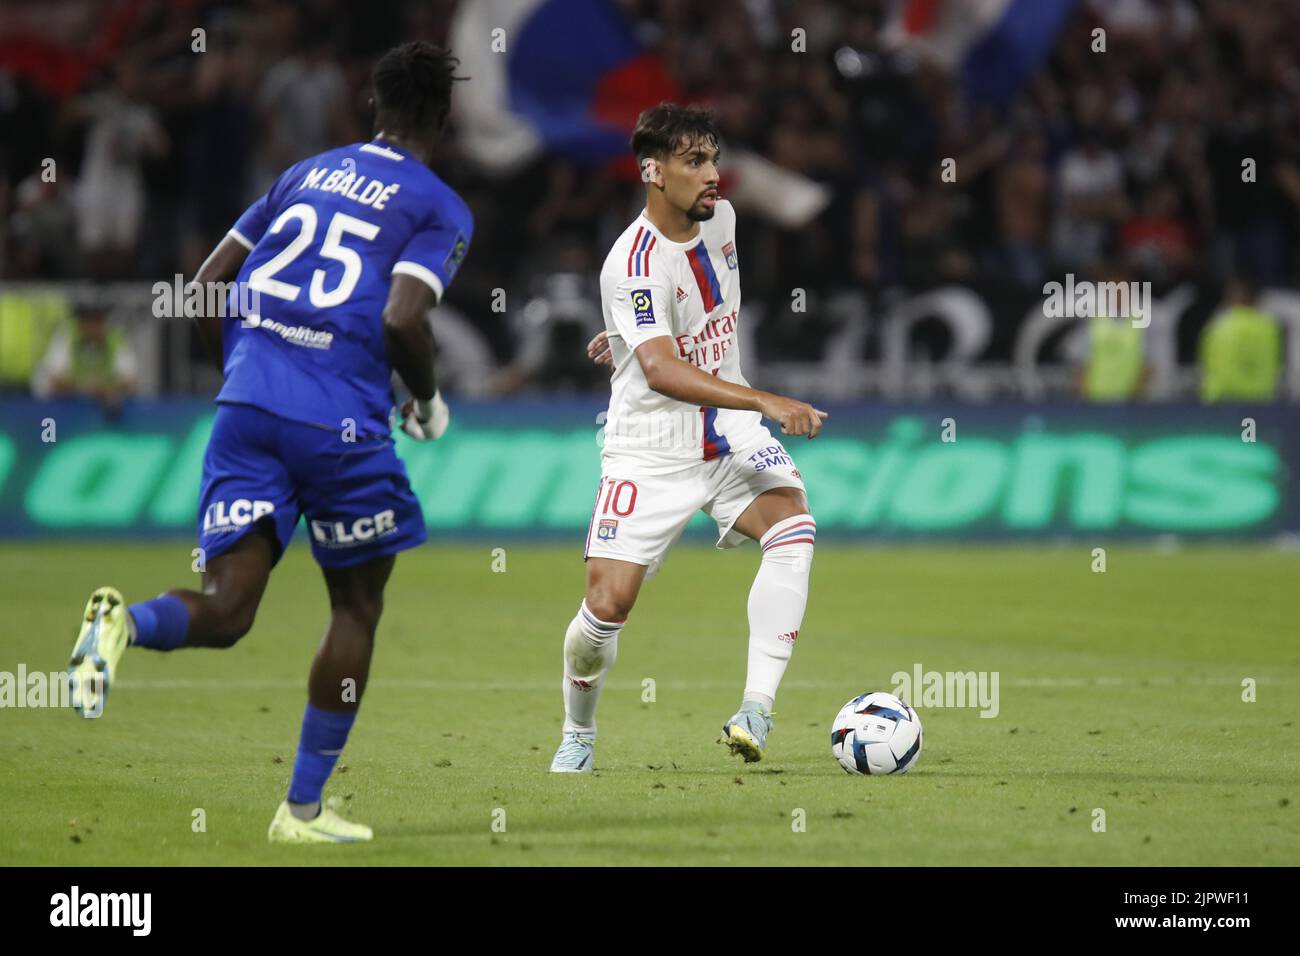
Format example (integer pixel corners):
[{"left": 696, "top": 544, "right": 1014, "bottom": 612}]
[{"left": 676, "top": 286, "right": 688, "bottom": 303}]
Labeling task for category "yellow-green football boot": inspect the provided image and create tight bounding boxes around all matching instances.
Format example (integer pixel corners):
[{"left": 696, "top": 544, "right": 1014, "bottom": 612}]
[
  {"left": 267, "top": 801, "right": 373, "bottom": 844},
  {"left": 67, "top": 587, "right": 131, "bottom": 718},
  {"left": 720, "top": 701, "right": 774, "bottom": 763}
]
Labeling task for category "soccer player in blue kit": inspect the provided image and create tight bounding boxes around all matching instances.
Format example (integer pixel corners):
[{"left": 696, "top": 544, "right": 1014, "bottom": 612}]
[{"left": 64, "top": 42, "right": 472, "bottom": 843}]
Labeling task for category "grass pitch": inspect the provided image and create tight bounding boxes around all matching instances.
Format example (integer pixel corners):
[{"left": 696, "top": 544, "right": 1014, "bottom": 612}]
[{"left": 1, "top": 541, "right": 1296, "bottom": 866}]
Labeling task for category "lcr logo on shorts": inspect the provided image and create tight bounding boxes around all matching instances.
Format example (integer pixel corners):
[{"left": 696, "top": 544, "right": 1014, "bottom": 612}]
[
  {"left": 204, "top": 499, "right": 275, "bottom": 534},
  {"left": 310, "top": 509, "right": 398, "bottom": 548}
]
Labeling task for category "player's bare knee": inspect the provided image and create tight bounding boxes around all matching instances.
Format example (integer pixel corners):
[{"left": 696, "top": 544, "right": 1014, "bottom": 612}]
[
  {"left": 584, "top": 588, "right": 633, "bottom": 624},
  {"left": 209, "top": 601, "right": 257, "bottom": 648}
]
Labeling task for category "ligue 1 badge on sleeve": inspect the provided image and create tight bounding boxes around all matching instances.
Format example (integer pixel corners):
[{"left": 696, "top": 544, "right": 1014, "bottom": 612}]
[
  {"left": 722, "top": 241, "right": 737, "bottom": 270},
  {"left": 632, "top": 289, "right": 655, "bottom": 327},
  {"left": 443, "top": 233, "right": 468, "bottom": 277}
]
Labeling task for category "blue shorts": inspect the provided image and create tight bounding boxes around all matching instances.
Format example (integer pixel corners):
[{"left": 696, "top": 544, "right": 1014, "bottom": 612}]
[{"left": 198, "top": 402, "right": 427, "bottom": 568}]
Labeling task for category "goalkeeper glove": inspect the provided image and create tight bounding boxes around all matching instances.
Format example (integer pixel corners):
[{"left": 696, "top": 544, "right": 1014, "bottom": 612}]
[{"left": 400, "top": 390, "right": 450, "bottom": 441}]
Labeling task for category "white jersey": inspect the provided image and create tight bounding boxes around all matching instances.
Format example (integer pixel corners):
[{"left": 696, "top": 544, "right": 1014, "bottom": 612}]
[{"left": 598, "top": 199, "right": 765, "bottom": 474}]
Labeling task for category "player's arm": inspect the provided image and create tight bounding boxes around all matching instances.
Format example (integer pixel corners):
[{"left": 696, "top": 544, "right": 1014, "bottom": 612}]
[
  {"left": 607, "top": 276, "right": 826, "bottom": 437},
  {"left": 635, "top": 337, "right": 828, "bottom": 438},
  {"left": 189, "top": 235, "right": 252, "bottom": 370},
  {"left": 383, "top": 274, "right": 437, "bottom": 400},
  {"left": 196, "top": 167, "right": 297, "bottom": 371},
  {"left": 387, "top": 198, "right": 473, "bottom": 440},
  {"left": 382, "top": 273, "right": 450, "bottom": 441}
]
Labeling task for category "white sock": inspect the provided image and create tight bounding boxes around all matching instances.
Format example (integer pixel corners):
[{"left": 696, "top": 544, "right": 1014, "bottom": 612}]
[
  {"left": 562, "top": 600, "right": 624, "bottom": 732},
  {"left": 744, "top": 514, "right": 815, "bottom": 706}
]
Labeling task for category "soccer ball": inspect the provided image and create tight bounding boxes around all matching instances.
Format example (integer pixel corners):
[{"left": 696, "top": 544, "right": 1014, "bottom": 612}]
[{"left": 830, "top": 692, "right": 923, "bottom": 775}]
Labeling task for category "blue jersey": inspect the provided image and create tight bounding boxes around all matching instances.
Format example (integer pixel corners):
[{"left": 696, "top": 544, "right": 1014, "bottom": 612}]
[{"left": 217, "top": 138, "right": 472, "bottom": 437}]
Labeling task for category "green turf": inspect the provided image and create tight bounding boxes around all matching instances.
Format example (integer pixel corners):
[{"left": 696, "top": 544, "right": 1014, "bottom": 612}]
[{"left": 1, "top": 541, "right": 1297, "bottom": 866}]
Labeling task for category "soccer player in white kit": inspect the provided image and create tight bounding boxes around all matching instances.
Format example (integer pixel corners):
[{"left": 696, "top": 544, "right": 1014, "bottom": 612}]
[{"left": 550, "top": 104, "right": 828, "bottom": 772}]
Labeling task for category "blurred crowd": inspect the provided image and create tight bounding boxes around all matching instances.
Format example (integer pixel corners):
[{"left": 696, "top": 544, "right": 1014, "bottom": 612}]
[{"left": 1, "top": 0, "right": 1297, "bottom": 401}]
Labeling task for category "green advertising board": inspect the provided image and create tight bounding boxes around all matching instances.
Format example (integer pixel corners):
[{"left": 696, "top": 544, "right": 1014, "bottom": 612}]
[{"left": 0, "top": 399, "right": 1290, "bottom": 538}]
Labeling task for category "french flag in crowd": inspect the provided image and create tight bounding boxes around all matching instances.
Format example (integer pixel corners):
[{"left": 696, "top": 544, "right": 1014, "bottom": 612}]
[
  {"left": 450, "top": 0, "right": 679, "bottom": 177},
  {"left": 450, "top": 0, "right": 831, "bottom": 228},
  {"left": 885, "top": 0, "right": 1078, "bottom": 108}
]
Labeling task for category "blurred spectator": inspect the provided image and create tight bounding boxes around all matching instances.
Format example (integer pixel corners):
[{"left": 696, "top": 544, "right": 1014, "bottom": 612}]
[
  {"left": 180, "top": 17, "right": 256, "bottom": 275},
  {"left": 1118, "top": 181, "right": 1194, "bottom": 283},
  {"left": 989, "top": 129, "right": 1051, "bottom": 287},
  {"left": 494, "top": 239, "right": 605, "bottom": 393},
  {"left": 1078, "top": 265, "right": 1149, "bottom": 402},
  {"left": 1199, "top": 276, "right": 1281, "bottom": 403},
  {"left": 1089, "top": 0, "right": 1200, "bottom": 40},
  {"left": 66, "top": 61, "right": 169, "bottom": 278},
  {"left": 0, "top": 289, "right": 73, "bottom": 393},
  {"left": 7, "top": 167, "right": 79, "bottom": 278},
  {"left": 250, "top": 17, "right": 347, "bottom": 197},
  {"left": 32, "top": 304, "right": 139, "bottom": 413},
  {"left": 1051, "top": 130, "right": 1128, "bottom": 273},
  {"left": 1080, "top": 314, "right": 1147, "bottom": 402}
]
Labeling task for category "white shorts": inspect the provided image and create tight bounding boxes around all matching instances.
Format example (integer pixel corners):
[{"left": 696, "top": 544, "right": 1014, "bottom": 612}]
[{"left": 583, "top": 430, "right": 806, "bottom": 578}]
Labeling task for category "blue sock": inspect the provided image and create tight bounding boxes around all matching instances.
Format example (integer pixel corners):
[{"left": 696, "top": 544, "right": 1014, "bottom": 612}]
[
  {"left": 128, "top": 595, "right": 190, "bottom": 650},
  {"left": 287, "top": 704, "right": 357, "bottom": 806}
]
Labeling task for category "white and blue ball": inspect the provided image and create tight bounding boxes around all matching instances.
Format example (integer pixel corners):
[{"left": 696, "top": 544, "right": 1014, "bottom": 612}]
[{"left": 830, "top": 691, "right": 922, "bottom": 775}]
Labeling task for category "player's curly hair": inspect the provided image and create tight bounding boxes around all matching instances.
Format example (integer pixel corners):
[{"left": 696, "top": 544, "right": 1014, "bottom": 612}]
[
  {"left": 372, "top": 41, "right": 466, "bottom": 135},
  {"left": 630, "top": 103, "right": 720, "bottom": 164}
]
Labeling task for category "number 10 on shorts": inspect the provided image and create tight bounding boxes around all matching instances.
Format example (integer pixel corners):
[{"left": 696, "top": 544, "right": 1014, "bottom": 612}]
[{"left": 595, "top": 478, "right": 637, "bottom": 541}]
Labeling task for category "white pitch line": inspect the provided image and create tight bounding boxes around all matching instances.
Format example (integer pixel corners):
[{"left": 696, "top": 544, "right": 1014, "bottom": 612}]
[{"left": 110, "top": 676, "right": 1278, "bottom": 691}]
